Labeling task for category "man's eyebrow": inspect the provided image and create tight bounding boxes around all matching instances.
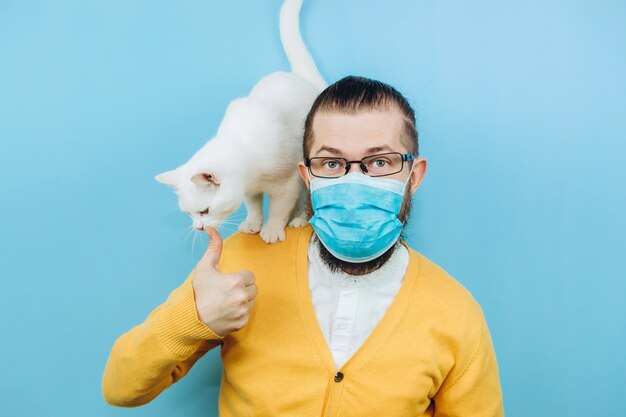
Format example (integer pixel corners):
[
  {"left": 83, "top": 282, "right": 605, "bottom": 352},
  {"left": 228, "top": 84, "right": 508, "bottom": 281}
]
[
  {"left": 365, "top": 145, "right": 394, "bottom": 154},
  {"left": 314, "top": 146, "right": 344, "bottom": 156},
  {"left": 312, "top": 144, "right": 396, "bottom": 157}
]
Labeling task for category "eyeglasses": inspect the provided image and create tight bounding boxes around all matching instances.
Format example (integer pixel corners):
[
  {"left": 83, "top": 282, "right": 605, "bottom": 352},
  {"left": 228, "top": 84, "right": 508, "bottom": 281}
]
[{"left": 305, "top": 152, "right": 415, "bottom": 178}]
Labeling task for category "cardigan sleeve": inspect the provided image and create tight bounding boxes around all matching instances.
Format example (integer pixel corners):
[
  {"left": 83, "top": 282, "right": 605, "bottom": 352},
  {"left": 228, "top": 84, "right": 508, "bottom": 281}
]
[
  {"left": 432, "top": 312, "right": 505, "bottom": 417},
  {"left": 102, "top": 268, "right": 224, "bottom": 407}
]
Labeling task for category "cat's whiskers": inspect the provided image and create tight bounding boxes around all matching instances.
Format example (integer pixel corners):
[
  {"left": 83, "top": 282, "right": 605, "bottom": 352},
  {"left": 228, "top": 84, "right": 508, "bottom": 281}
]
[
  {"left": 219, "top": 220, "right": 245, "bottom": 226},
  {"left": 224, "top": 215, "right": 246, "bottom": 223},
  {"left": 191, "top": 228, "right": 203, "bottom": 261},
  {"left": 179, "top": 211, "right": 265, "bottom": 260},
  {"left": 218, "top": 227, "right": 236, "bottom": 235},
  {"left": 185, "top": 220, "right": 244, "bottom": 261},
  {"left": 183, "top": 224, "right": 196, "bottom": 241}
]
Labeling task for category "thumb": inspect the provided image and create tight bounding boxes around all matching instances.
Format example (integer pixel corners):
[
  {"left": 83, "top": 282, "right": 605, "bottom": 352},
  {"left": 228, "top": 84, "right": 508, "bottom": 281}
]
[{"left": 200, "top": 227, "right": 223, "bottom": 271}]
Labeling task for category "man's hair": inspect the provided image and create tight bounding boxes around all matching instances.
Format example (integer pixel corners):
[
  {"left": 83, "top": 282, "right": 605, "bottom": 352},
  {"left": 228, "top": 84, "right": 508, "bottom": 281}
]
[{"left": 303, "top": 75, "right": 418, "bottom": 158}]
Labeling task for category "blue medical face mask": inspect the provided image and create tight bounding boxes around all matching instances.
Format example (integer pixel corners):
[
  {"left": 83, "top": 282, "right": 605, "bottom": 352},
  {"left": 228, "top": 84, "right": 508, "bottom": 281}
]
[{"left": 308, "top": 170, "right": 412, "bottom": 263}]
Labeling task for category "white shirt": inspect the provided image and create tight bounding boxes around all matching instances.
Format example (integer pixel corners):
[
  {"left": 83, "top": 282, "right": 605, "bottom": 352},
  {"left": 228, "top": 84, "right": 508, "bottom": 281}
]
[{"left": 307, "top": 237, "right": 409, "bottom": 369}]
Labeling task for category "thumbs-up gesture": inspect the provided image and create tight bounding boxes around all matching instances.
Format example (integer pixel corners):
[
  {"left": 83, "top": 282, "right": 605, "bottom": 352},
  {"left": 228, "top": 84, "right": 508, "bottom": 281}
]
[{"left": 192, "top": 227, "right": 258, "bottom": 337}]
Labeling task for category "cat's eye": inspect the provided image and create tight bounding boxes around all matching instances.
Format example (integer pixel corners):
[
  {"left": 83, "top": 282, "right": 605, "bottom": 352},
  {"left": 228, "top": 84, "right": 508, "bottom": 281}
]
[{"left": 199, "top": 208, "right": 209, "bottom": 216}]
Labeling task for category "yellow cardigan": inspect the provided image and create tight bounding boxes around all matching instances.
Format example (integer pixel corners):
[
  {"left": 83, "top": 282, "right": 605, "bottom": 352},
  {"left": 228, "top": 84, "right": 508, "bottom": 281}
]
[{"left": 103, "top": 225, "right": 504, "bottom": 416}]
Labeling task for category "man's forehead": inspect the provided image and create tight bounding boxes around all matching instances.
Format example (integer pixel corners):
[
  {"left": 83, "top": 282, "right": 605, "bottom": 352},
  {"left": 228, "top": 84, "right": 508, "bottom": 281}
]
[{"left": 310, "top": 108, "right": 406, "bottom": 156}]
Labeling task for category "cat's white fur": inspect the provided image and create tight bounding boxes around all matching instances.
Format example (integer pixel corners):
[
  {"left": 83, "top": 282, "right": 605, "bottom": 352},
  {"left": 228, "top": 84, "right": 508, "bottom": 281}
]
[{"left": 155, "top": 0, "right": 326, "bottom": 243}]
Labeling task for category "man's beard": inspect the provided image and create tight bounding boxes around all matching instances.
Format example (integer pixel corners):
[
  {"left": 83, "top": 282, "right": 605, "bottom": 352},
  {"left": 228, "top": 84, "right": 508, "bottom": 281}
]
[{"left": 305, "top": 179, "right": 413, "bottom": 276}]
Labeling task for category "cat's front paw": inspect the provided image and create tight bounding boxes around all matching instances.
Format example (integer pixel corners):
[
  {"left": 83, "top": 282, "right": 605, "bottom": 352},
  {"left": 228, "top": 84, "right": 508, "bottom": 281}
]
[
  {"left": 260, "top": 224, "right": 286, "bottom": 244},
  {"left": 288, "top": 216, "right": 309, "bottom": 228},
  {"left": 238, "top": 220, "right": 262, "bottom": 234}
]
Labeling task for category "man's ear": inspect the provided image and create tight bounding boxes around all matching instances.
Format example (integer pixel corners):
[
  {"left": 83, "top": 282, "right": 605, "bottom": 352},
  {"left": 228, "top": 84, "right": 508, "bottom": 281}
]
[
  {"left": 409, "top": 158, "right": 428, "bottom": 195},
  {"left": 298, "top": 161, "right": 311, "bottom": 190}
]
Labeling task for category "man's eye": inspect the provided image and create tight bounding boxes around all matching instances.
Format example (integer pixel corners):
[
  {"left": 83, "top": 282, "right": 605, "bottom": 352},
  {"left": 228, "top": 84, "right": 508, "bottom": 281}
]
[
  {"left": 323, "top": 160, "right": 341, "bottom": 169},
  {"left": 373, "top": 160, "right": 388, "bottom": 167},
  {"left": 199, "top": 208, "right": 209, "bottom": 215}
]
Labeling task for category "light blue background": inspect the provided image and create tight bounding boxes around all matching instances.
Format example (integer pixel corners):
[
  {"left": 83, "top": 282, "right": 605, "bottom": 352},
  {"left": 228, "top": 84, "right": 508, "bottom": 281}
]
[{"left": 1, "top": 1, "right": 624, "bottom": 416}]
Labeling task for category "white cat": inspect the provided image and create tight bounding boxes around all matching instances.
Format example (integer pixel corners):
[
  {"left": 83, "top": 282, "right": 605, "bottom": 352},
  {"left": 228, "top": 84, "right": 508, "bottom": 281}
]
[{"left": 155, "top": 0, "right": 326, "bottom": 243}]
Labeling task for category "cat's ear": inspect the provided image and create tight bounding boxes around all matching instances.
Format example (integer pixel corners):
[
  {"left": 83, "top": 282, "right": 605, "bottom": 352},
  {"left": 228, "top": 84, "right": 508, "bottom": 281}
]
[
  {"left": 154, "top": 168, "right": 180, "bottom": 188},
  {"left": 191, "top": 172, "right": 221, "bottom": 188}
]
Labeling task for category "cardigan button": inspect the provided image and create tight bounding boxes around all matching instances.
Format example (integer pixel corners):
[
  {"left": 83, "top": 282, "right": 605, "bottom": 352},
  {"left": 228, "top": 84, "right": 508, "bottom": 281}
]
[{"left": 334, "top": 372, "right": 344, "bottom": 382}]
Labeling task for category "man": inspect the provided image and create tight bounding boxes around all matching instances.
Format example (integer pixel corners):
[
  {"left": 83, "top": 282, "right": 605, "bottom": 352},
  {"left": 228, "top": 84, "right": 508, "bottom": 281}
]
[{"left": 102, "top": 76, "right": 504, "bottom": 416}]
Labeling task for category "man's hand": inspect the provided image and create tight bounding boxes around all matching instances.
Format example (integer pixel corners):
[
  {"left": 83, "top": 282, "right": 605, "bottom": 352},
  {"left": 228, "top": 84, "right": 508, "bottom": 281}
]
[{"left": 192, "top": 227, "right": 258, "bottom": 337}]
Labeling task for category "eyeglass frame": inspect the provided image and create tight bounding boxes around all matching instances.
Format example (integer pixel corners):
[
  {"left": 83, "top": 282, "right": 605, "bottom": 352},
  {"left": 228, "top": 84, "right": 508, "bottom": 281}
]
[{"left": 304, "top": 152, "right": 416, "bottom": 179}]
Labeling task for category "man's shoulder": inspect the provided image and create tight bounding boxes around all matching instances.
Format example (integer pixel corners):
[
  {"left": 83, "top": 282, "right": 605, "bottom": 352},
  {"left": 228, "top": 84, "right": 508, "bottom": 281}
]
[
  {"left": 219, "top": 225, "right": 309, "bottom": 271},
  {"left": 405, "top": 246, "right": 484, "bottom": 321},
  {"left": 222, "top": 226, "right": 307, "bottom": 251}
]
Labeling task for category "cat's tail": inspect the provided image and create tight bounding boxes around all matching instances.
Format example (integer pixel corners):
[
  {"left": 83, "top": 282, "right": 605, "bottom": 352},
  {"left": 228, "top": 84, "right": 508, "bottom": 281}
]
[{"left": 279, "top": 0, "right": 327, "bottom": 90}]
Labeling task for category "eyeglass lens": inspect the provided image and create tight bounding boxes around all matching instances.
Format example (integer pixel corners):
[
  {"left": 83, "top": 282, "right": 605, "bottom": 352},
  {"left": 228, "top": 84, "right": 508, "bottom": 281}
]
[{"left": 309, "top": 153, "right": 404, "bottom": 178}]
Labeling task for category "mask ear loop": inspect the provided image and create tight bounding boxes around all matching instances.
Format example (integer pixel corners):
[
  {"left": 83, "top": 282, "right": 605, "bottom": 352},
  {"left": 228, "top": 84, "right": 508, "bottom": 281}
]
[{"left": 403, "top": 159, "right": 416, "bottom": 189}]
